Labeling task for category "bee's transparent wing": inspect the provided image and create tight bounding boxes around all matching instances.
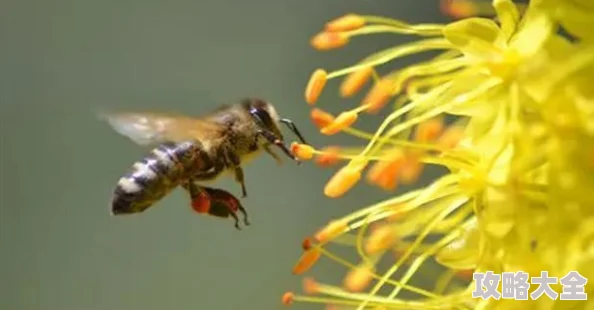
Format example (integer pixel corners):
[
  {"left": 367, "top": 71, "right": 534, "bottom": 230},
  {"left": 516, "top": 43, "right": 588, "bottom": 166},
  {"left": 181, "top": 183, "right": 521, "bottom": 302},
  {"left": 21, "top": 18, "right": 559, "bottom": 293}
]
[{"left": 99, "top": 111, "right": 217, "bottom": 145}]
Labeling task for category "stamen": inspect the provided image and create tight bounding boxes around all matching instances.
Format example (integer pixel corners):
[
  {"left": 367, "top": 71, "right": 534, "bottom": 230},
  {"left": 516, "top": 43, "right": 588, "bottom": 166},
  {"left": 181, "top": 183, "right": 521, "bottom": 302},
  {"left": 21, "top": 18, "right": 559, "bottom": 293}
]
[
  {"left": 455, "top": 269, "right": 474, "bottom": 281},
  {"left": 325, "top": 14, "right": 366, "bottom": 32},
  {"left": 305, "top": 69, "right": 328, "bottom": 104},
  {"left": 438, "top": 126, "right": 465, "bottom": 149},
  {"left": 360, "top": 16, "right": 445, "bottom": 36},
  {"left": 340, "top": 66, "right": 375, "bottom": 97},
  {"left": 347, "top": 156, "right": 369, "bottom": 171},
  {"left": 282, "top": 292, "right": 295, "bottom": 305},
  {"left": 302, "top": 237, "right": 314, "bottom": 251},
  {"left": 311, "top": 32, "right": 350, "bottom": 51},
  {"left": 361, "top": 79, "right": 395, "bottom": 114},
  {"left": 310, "top": 108, "right": 336, "bottom": 129},
  {"left": 303, "top": 277, "right": 321, "bottom": 294},
  {"left": 321, "top": 111, "right": 359, "bottom": 135},
  {"left": 291, "top": 142, "right": 315, "bottom": 160},
  {"left": 440, "top": 0, "right": 479, "bottom": 19},
  {"left": 366, "top": 148, "right": 406, "bottom": 191},
  {"left": 315, "top": 219, "right": 349, "bottom": 242},
  {"left": 326, "top": 38, "right": 453, "bottom": 80},
  {"left": 400, "top": 152, "right": 424, "bottom": 184},
  {"left": 347, "top": 24, "right": 443, "bottom": 37},
  {"left": 293, "top": 248, "right": 322, "bottom": 275},
  {"left": 315, "top": 146, "right": 342, "bottom": 167},
  {"left": 324, "top": 165, "right": 363, "bottom": 198},
  {"left": 343, "top": 265, "right": 374, "bottom": 292},
  {"left": 415, "top": 118, "right": 444, "bottom": 143},
  {"left": 365, "top": 224, "right": 398, "bottom": 255}
]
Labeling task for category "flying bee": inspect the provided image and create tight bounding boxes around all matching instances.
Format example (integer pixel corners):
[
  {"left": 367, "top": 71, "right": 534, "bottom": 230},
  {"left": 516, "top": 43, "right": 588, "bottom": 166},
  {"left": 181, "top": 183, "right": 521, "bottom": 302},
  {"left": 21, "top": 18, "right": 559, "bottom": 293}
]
[{"left": 101, "top": 98, "right": 307, "bottom": 230}]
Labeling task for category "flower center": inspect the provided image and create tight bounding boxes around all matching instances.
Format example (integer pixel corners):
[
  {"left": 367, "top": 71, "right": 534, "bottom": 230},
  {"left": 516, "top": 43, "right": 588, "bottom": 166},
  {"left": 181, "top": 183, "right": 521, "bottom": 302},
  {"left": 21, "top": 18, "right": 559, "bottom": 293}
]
[{"left": 486, "top": 48, "right": 521, "bottom": 79}]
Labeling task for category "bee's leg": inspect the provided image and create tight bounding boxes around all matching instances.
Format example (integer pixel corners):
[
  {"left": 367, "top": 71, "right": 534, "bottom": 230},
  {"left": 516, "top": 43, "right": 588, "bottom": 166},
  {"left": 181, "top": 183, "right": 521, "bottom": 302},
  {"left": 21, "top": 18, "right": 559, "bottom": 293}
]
[
  {"left": 182, "top": 180, "right": 212, "bottom": 214},
  {"left": 183, "top": 181, "right": 243, "bottom": 229},
  {"left": 234, "top": 168, "right": 247, "bottom": 198},
  {"left": 204, "top": 200, "right": 241, "bottom": 230},
  {"left": 229, "top": 209, "right": 241, "bottom": 230},
  {"left": 263, "top": 144, "right": 283, "bottom": 166},
  {"left": 237, "top": 205, "right": 250, "bottom": 226},
  {"left": 203, "top": 187, "right": 247, "bottom": 229},
  {"left": 225, "top": 149, "right": 248, "bottom": 198},
  {"left": 183, "top": 155, "right": 229, "bottom": 211}
]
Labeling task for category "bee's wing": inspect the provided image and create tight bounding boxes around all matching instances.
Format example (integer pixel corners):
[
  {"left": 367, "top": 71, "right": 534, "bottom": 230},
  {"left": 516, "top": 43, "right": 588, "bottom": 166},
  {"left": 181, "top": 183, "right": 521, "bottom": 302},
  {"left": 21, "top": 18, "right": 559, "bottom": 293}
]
[{"left": 100, "top": 111, "right": 220, "bottom": 145}]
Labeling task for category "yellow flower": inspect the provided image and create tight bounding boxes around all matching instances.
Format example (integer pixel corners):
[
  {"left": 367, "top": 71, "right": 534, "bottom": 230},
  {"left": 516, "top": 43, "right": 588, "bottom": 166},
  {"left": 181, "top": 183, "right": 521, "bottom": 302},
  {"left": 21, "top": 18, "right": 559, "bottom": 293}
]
[
  {"left": 531, "top": 0, "right": 594, "bottom": 42},
  {"left": 285, "top": 1, "right": 594, "bottom": 309}
]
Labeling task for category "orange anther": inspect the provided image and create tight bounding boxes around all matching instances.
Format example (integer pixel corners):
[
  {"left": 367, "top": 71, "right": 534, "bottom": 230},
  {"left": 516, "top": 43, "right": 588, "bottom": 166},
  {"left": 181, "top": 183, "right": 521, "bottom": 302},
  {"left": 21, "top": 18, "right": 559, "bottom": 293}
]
[
  {"left": 310, "top": 108, "right": 335, "bottom": 129},
  {"left": 366, "top": 149, "right": 405, "bottom": 191},
  {"left": 291, "top": 142, "right": 315, "bottom": 160},
  {"left": 340, "top": 66, "right": 374, "bottom": 98},
  {"left": 344, "top": 265, "right": 374, "bottom": 292},
  {"left": 311, "top": 32, "right": 350, "bottom": 50},
  {"left": 302, "top": 277, "right": 320, "bottom": 294},
  {"left": 315, "top": 219, "right": 349, "bottom": 242},
  {"left": 324, "top": 165, "right": 361, "bottom": 198},
  {"left": 438, "top": 126, "right": 464, "bottom": 149},
  {"left": 367, "top": 163, "right": 398, "bottom": 191},
  {"left": 348, "top": 156, "right": 369, "bottom": 171},
  {"left": 400, "top": 153, "right": 424, "bottom": 184},
  {"left": 321, "top": 111, "right": 358, "bottom": 135},
  {"left": 293, "top": 248, "right": 322, "bottom": 275},
  {"left": 440, "top": 0, "right": 478, "bottom": 19},
  {"left": 282, "top": 292, "right": 295, "bottom": 305},
  {"left": 305, "top": 69, "right": 328, "bottom": 105},
  {"left": 455, "top": 269, "right": 475, "bottom": 280},
  {"left": 315, "top": 146, "right": 341, "bottom": 167},
  {"left": 325, "top": 14, "right": 366, "bottom": 32},
  {"left": 415, "top": 118, "right": 444, "bottom": 143},
  {"left": 362, "top": 80, "right": 394, "bottom": 114},
  {"left": 387, "top": 209, "right": 406, "bottom": 222},
  {"left": 365, "top": 224, "right": 398, "bottom": 254}
]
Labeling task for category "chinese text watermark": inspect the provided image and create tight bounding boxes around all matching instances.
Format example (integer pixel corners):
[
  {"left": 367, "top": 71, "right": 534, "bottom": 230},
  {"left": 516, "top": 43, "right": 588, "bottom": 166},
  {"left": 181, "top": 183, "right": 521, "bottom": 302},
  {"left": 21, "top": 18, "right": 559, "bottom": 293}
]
[{"left": 472, "top": 271, "right": 588, "bottom": 300}]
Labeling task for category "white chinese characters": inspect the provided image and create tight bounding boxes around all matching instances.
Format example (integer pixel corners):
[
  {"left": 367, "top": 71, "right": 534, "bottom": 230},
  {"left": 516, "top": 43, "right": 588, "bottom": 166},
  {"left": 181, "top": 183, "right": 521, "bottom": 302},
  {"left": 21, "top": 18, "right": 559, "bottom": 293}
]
[{"left": 472, "top": 271, "right": 588, "bottom": 300}]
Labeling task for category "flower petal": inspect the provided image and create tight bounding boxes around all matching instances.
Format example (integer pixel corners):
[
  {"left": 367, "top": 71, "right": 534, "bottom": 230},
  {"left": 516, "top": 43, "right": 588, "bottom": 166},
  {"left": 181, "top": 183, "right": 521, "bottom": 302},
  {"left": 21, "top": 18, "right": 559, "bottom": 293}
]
[
  {"left": 442, "top": 17, "right": 504, "bottom": 61},
  {"left": 435, "top": 218, "right": 479, "bottom": 269},
  {"left": 557, "top": 1, "right": 594, "bottom": 42},
  {"left": 493, "top": 0, "right": 520, "bottom": 40},
  {"left": 508, "top": 8, "right": 554, "bottom": 58}
]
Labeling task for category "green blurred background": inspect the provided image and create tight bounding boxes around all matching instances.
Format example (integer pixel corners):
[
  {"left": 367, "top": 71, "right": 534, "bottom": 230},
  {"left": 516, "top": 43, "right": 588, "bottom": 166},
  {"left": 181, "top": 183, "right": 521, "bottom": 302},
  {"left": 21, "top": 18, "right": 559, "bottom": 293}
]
[{"left": 1, "top": 1, "right": 447, "bottom": 309}]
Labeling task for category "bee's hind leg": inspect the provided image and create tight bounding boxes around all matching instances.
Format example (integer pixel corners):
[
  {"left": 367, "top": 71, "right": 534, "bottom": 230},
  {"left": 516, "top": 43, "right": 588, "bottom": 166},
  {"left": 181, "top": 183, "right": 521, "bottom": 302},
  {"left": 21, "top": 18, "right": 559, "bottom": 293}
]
[
  {"left": 228, "top": 209, "right": 241, "bottom": 230},
  {"left": 203, "top": 186, "right": 250, "bottom": 230},
  {"left": 182, "top": 180, "right": 210, "bottom": 214},
  {"left": 208, "top": 200, "right": 241, "bottom": 230},
  {"left": 237, "top": 205, "right": 250, "bottom": 226},
  {"left": 183, "top": 181, "right": 246, "bottom": 230}
]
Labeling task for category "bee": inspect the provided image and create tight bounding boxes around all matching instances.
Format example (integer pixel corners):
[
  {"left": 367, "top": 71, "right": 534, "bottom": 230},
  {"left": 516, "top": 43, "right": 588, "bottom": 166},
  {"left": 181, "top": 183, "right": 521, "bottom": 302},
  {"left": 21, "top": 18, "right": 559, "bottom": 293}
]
[{"left": 101, "top": 98, "right": 307, "bottom": 230}]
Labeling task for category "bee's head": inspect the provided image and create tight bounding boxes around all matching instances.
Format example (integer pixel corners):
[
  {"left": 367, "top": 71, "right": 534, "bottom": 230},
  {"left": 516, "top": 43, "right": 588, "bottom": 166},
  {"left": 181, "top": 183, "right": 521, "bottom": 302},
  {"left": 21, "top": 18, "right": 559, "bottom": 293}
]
[
  {"left": 241, "top": 98, "right": 308, "bottom": 163},
  {"left": 242, "top": 98, "right": 307, "bottom": 144},
  {"left": 243, "top": 98, "right": 284, "bottom": 140}
]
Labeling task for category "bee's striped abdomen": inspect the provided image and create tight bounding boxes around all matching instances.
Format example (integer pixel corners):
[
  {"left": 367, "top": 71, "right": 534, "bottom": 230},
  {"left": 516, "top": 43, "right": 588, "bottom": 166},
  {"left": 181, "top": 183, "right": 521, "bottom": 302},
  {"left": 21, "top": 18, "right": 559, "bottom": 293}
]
[{"left": 111, "top": 140, "right": 208, "bottom": 215}]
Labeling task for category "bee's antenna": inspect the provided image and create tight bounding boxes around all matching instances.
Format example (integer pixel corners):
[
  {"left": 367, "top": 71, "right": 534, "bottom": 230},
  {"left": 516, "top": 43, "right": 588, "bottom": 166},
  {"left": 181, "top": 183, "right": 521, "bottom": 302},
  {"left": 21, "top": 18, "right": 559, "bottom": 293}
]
[{"left": 280, "top": 118, "right": 307, "bottom": 145}]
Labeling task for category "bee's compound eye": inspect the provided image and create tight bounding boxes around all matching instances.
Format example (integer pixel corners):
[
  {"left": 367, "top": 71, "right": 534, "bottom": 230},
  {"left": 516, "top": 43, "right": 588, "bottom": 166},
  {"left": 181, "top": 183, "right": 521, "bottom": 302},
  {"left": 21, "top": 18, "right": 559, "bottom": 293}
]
[{"left": 250, "top": 107, "right": 274, "bottom": 128}]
